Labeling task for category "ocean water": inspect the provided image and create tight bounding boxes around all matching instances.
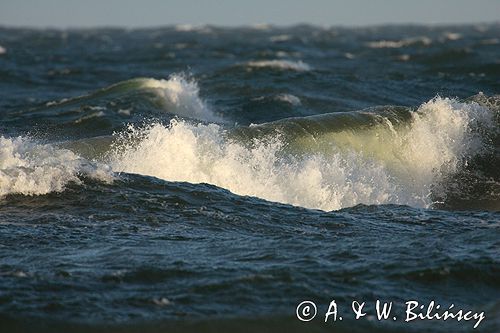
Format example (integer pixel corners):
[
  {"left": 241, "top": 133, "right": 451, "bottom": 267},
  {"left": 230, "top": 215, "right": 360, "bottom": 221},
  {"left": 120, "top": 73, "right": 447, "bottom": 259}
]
[{"left": 0, "top": 24, "right": 499, "bottom": 332}]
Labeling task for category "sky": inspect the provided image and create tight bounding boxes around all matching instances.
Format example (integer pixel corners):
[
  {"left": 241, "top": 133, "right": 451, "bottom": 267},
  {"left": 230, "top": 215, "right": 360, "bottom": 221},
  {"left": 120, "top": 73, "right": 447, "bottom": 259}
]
[{"left": 0, "top": 0, "right": 499, "bottom": 28}]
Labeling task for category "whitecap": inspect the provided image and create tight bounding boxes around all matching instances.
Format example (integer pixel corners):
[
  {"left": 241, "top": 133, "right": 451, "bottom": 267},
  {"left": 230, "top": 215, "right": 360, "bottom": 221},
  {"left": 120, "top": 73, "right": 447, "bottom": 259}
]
[
  {"left": 270, "top": 35, "right": 292, "bottom": 42},
  {"left": 274, "top": 94, "right": 301, "bottom": 106},
  {"left": 139, "top": 74, "right": 222, "bottom": 123},
  {"left": 74, "top": 111, "right": 105, "bottom": 123},
  {"left": 480, "top": 38, "right": 499, "bottom": 45},
  {"left": 118, "top": 108, "right": 131, "bottom": 116},
  {"left": 0, "top": 136, "right": 113, "bottom": 197},
  {"left": 245, "top": 60, "right": 311, "bottom": 72},
  {"left": 109, "top": 97, "right": 494, "bottom": 211},
  {"left": 444, "top": 32, "right": 462, "bottom": 41},
  {"left": 344, "top": 52, "right": 355, "bottom": 59},
  {"left": 367, "top": 37, "right": 432, "bottom": 48}
]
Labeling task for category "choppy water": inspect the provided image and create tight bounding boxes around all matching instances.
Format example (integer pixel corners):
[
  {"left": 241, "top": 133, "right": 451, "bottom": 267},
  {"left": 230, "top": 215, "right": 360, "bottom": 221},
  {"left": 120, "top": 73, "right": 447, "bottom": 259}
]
[{"left": 0, "top": 24, "right": 499, "bottom": 332}]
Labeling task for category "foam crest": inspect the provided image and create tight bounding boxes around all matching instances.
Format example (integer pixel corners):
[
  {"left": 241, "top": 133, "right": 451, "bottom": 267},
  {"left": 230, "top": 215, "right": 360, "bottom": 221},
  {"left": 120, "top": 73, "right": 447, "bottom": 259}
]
[
  {"left": 367, "top": 37, "right": 432, "bottom": 48},
  {"left": 109, "top": 120, "right": 397, "bottom": 210},
  {"left": 374, "top": 97, "right": 493, "bottom": 203},
  {"left": 246, "top": 60, "right": 311, "bottom": 71},
  {"left": 139, "top": 75, "right": 221, "bottom": 122},
  {"left": 0, "top": 136, "right": 112, "bottom": 197},
  {"left": 37, "top": 75, "right": 220, "bottom": 123},
  {"left": 110, "top": 97, "right": 493, "bottom": 210},
  {"left": 275, "top": 94, "right": 301, "bottom": 105}
]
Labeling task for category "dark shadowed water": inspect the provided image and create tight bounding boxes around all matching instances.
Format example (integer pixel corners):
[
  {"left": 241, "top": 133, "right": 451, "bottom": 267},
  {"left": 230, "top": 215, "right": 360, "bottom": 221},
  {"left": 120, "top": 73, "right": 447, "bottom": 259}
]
[{"left": 0, "top": 24, "right": 499, "bottom": 332}]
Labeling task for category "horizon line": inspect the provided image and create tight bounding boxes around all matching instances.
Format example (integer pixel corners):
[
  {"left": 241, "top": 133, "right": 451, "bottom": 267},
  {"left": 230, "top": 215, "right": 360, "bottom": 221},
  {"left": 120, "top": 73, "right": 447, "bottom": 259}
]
[{"left": 1, "top": 20, "right": 499, "bottom": 31}]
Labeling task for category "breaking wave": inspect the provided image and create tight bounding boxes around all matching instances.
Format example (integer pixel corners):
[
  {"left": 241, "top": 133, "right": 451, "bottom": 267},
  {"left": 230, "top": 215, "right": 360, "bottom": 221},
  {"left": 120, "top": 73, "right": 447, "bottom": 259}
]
[
  {"left": 2, "top": 73, "right": 498, "bottom": 210},
  {"left": 367, "top": 36, "right": 432, "bottom": 48},
  {"left": 108, "top": 97, "right": 497, "bottom": 211},
  {"left": 37, "top": 74, "right": 220, "bottom": 123},
  {"left": 0, "top": 136, "right": 112, "bottom": 197}
]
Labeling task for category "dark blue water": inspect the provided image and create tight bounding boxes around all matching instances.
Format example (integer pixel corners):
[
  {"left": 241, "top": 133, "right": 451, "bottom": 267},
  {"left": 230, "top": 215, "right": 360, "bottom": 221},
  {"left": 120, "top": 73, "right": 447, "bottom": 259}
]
[{"left": 0, "top": 24, "right": 499, "bottom": 332}]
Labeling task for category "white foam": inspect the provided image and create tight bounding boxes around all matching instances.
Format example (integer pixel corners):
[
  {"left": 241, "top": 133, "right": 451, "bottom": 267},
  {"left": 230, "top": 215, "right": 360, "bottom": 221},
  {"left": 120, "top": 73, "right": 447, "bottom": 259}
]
[
  {"left": 174, "top": 24, "right": 212, "bottom": 34},
  {"left": 275, "top": 94, "right": 301, "bottom": 106},
  {"left": 74, "top": 111, "right": 105, "bottom": 124},
  {"left": 367, "top": 37, "right": 432, "bottom": 49},
  {"left": 270, "top": 35, "right": 292, "bottom": 42},
  {"left": 344, "top": 52, "right": 355, "bottom": 59},
  {"left": 0, "top": 45, "right": 6, "bottom": 55},
  {"left": 45, "top": 98, "right": 69, "bottom": 107},
  {"left": 397, "top": 54, "right": 411, "bottom": 62},
  {"left": 251, "top": 23, "right": 271, "bottom": 31},
  {"left": 109, "top": 97, "right": 494, "bottom": 211},
  {"left": 275, "top": 51, "right": 292, "bottom": 58},
  {"left": 0, "top": 136, "right": 112, "bottom": 197},
  {"left": 444, "top": 32, "right": 462, "bottom": 41},
  {"left": 175, "top": 24, "right": 196, "bottom": 32},
  {"left": 246, "top": 60, "right": 311, "bottom": 72},
  {"left": 139, "top": 75, "right": 222, "bottom": 122}
]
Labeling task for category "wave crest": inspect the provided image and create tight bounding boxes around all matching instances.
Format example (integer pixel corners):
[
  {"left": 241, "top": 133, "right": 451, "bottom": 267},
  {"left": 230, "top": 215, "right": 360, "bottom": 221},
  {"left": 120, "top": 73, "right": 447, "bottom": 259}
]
[
  {"left": 0, "top": 136, "right": 112, "bottom": 197},
  {"left": 108, "top": 97, "right": 495, "bottom": 210},
  {"left": 35, "top": 74, "right": 220, "bottom": 124},
  {"left": 245, "top": 60, "right": 311, "bottom": 72},
  {"left": 139, "top": 75, "right": 221, "bottom": 122}
]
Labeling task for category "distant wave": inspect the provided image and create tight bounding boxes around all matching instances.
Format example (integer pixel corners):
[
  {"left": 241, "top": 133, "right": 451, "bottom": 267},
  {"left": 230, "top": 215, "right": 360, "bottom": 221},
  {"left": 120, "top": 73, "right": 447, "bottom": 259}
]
[
  {"left": 174, "top": 24, "right": 213, "bottom": 34},
  {"left": 38, "top": 74, "right": 221, "bottom": 123},
  {"left": 274, "top": 94, "right": 301, "bottom": 105},
  {"left": 245, "top": 60, "right": 311, "bottom": 71},
  {"left": 138, "top": 75, "right": 221, "bottom": 122},
  {"left": 269, "top": 34, "right": 292, "bottom": 42},
  {"left": 367, "top": 36, "right": 432, "bottom": 48},
  {"left": 443, "top": 32, "right": 462, "bottom": 41}
]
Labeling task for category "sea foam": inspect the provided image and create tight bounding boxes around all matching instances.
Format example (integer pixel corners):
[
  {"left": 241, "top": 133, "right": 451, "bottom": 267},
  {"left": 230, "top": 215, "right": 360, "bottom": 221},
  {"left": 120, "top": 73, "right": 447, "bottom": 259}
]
[
  {"left": 0, "top": 136, "right": 112, "bottom": 197},
  {"left": 39, "top": 74, "right": 221, "bottom": 123},
  {"left": 139, "top": 75, "right": 222, "bottom": 122},
  {"left": 367, "top": 37, "right": 432, "bottom": 48},
  {"left": 274, "top": 94, "right": 301, "bottom": 106},
  {"left": 109, "top": 97, "right": 494, "bottom": 211},
  {"left": 246, "top": 60, "right": 311, "bottom": 71}
]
